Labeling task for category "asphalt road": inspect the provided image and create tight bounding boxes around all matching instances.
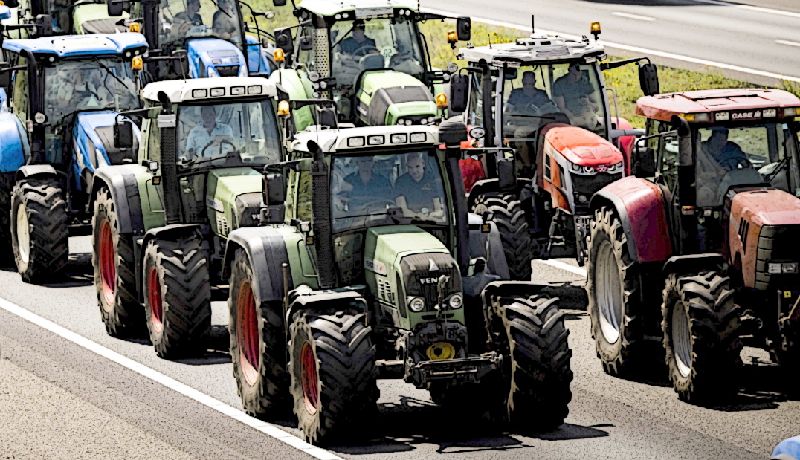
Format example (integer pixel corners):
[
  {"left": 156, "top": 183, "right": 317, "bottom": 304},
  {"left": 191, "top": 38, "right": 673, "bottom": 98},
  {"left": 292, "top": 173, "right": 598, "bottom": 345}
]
[
  {"left": 420, "top": 0, "right": 800, "bottom": 86},
  {"left": 0, "top": 235, "right": 797, "bottom": 458}
]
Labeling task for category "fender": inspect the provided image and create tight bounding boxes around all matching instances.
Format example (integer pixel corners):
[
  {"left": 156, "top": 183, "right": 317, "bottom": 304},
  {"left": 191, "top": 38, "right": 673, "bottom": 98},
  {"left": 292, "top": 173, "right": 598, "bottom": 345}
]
[
  {"left": 663, "top": 253, "right": 724, "bottom": 276},
  {"left": 480, "top": 281, "right": 553, "bottom": 311},
  {"left": 92, "top": 166, "right": 145, "bottom": 235},
  {"left": 466, "top": 177, "right": 531, "bottom": 210},
  {"left": 16, "top": 164, "right": 58, "bottom": 181},
  {"left": 224, "top": 226, "right": 294, "bottom": 308},
  {"left": 591, "top": 176, "right": 672, "bottom": 263},
  {"left": 0, "top": 112, "right": 27, "bottom": 173},
  {"left": 286, "top": 288, "right": 366, "bottom": 325},
  {"left": 142, "top": 224, "right": 204, "bottom": 251},
  {"left": 467, "top": 212, "right": 509, "bottom": 280}
]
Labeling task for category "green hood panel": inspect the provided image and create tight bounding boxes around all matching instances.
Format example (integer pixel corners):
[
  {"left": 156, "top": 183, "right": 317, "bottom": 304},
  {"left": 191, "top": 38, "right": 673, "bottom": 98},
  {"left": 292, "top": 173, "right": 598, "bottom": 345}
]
[
  {"left": 208, "top": 168, "right": 263, "bottom": 237},
  {"left": 74, "top": 4, "right": 128, "bottom": 33},
  {"left": 384, "top": 101, "right": 437, "bottom": 124},
  {"left": 364, "top": 226, "right": 449, "bottom": 266},
  {"left": 359, "top": 70, "right": 428, "bottom": 95}
]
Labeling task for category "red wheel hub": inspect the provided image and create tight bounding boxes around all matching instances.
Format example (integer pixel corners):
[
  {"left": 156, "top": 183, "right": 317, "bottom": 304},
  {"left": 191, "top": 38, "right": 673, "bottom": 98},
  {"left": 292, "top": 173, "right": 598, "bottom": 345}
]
[
  {"left": 237, "top": 281, "right": 259, "bottom": 385},
  {"left": 147, "top": 267, "right": 163, "bottom": 330},
  {"left": 98, "top": 220, "right": 116, "bottom": 306},
  {"left": 301, "top": 342, "right": 319, "bottom": 414}
]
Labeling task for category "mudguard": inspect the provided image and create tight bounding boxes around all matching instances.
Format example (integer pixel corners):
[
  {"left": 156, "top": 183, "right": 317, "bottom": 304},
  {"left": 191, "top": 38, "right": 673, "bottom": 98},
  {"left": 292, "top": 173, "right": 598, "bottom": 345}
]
[
  {"left": 480, "top": 281, "right": 553, "bottom": 308},
  {"left": 591, "top": 176, "right": 672, "bottom": 264},
  {"left": 224, "top": 226, "right": 293, "bottom": 308},
  {"left": 466, "top": 178, "right": 531, "bottom": 211},
  {"left": 0, "top": 112, "right": 28, "bottom": 173},
  {"left": 91, "top": 165, "right": 145, "bottom": 235},
  {"left": 467, "top": 212, "right": 509, "bottom": 280},
  {"left": 16, "top": 164, "right": 58, "bottom": 180},
  {"left": 285, "top": 289, "right": 367, "bottom": 324},
  {"left": 142, "top": 224, "right": 203, "bottom": 249},
  {"left": 663, "top": 253, "right": 724, "bottom": 275}
]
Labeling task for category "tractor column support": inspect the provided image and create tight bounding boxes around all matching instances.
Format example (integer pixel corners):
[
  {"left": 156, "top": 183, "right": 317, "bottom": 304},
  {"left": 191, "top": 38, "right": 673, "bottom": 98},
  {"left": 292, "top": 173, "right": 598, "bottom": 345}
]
[{"left": 309, "top": 142, "right": 336, "bottom": 288}]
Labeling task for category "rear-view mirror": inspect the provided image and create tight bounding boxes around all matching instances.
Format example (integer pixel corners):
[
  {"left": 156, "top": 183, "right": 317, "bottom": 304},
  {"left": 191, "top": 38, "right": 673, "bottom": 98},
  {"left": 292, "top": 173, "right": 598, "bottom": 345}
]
[
  {"left": 449, "top": 74, "right": 468, "bottom": 113},
  {"left": 299, "top": 36, "right": 312, "bottom": 51},
  {"left": 273, "top": 0, "right": 287, "bottom": 6},
  {"left": 457, "top": 17, "right": 472, "bottom": 41},
  {"left": 35, "top": 14, "right": 53, "bottom": 36},
  {"left": 107, "top": 0, "right": 124, "bottom": 17},
  {"left": 639, "top": 62, "right": 659, "bottom": 97},
  {"left": 0, "top": 70, "right": 10, "bottom": 89},
  {"left": 264, "top": 172, "right": 286, "bottom": 205},
  {"left": 275, "top": 28, "right": 294, "bottom": 56},
  {"left": 632, "top": 140, "right": 656, "bottom": 177},
  {"left": 114, "top": 119, "right": 134, "bottom": 150}
]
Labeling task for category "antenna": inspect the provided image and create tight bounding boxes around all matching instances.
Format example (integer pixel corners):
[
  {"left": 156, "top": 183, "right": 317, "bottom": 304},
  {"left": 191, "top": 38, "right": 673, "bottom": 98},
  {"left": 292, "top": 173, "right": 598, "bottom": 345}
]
[
  {"left": 487, "top": 33, "right": 492, "bottom": 49},
  {"left": 531, "top": 15, "right": 535, "bottom": 35}
]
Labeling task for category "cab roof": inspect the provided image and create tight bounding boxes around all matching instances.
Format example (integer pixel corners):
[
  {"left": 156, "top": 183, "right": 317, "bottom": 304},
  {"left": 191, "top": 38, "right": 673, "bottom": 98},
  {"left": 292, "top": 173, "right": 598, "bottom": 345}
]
[
  {"left": 293, "top": 125, "right": 438, "bottom": 153},
  {"left": 636, "top": 89, "right": 800, "bottom": 122},
  {"left": 141, "top": 77, "right": 277, "bottom": 104},
  {"left": 2, "top": 33, "right": 147, "bottom": 58},
  {"left": 460, "top": 33, "right": 604, "bottom": 66},
  {"left": 297, "top": 0, "right": 419, "bottom": 16}
]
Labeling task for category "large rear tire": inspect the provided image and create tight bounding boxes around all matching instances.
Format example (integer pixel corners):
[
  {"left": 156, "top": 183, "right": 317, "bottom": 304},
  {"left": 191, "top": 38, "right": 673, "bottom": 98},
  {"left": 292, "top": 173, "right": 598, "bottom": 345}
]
[
  {"left": 143, "top": 236, "right": 211, "bottom": 358},
  {"left": 661, "top": 271, "right": 743, "bottom": 404},
  {"left": 92, "top": 187, "right": 144, "bottom": 337},
  {"left": 586, "top": 206, "right": 645, "bottom": 376},
  {"left": 289, "top": 310, "right": 378, "bottom": 445},
  {"left": 229, "top": 248, "right": 290, "bottom": 419},
  {"left": 495, "top": 295, "right": 573, "bottom": 431},
  {"left": 472, "top": 193, "right": 533, "bottom": 281},
  {"left": 10, "top": 177, "right": 68, "bottom": 283}
]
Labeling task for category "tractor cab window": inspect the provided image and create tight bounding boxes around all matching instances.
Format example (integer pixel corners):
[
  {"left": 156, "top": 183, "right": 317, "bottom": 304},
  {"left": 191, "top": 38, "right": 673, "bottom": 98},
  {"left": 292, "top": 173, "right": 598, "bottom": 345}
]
[
  {"left": 331, "top": 150, "right": 448, "bottom": 232},
  {"left": 176, "top": 98, "right": 281, "bottom": 169},
  {"left": 330, "top": 16, "right": 426, "bottom": 87},
  {"left": 158, "top": 0, "right": 243, "bottom": 47},
  {"left": 656, "top": 121, "right": 679, "bottom": 189},
  {"left": 695, "top": 124, "right": 783, "bottom": 207},
  {"left": 466, "top": 72, "right": 485, "bottom": 130},
  {"left": 10, "top": 55, "right": 28, "bottom": 121},
  {"left": 502, "top": 63, "right": 607, "bottom": 141}
]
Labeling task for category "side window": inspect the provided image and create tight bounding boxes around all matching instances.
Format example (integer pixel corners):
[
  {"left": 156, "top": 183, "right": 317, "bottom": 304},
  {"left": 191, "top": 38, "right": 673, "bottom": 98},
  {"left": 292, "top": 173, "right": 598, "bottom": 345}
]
[
  {"left": 296, "top": 170, "right": 312, "bottom": 221},
  {"left": 297, "top": 25, "right": 314, "bottom": 69},
  {"left": 11, "top": 56, "right": 28, "bottom": 121},
  {"left": 657, "top": 121, "right": 678, "bottom": 190},
  {"left": 543, "top": 153, "right": 552, "bottom": 180},
  {"left": 145, "top": 118, "right": 161, "bottom": 164}
]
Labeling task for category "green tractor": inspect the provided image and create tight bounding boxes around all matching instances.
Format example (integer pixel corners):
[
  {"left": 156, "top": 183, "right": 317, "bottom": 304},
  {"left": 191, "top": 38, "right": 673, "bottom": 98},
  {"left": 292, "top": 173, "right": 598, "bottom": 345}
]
[
  {"left": 90, "top": 76, "right": 283, "bottom": 354},
  {"left": 268, "top": 0, "right": 470, "bottom": 131},
  {"left": 223, "top": 120, "right": 573, "bottom": 444}
]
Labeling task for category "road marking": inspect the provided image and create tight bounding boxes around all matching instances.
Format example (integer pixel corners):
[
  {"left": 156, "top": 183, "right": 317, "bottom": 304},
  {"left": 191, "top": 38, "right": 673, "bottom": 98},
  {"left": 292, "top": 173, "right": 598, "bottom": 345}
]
[
  {"left": 0, "top": 297, "right": 341, "bottom": 460},
  {"left": 692, "top": 0, "right": 800, "bottom": 19},
  {"left": 611, "top": 12, "right": 656, "bottom": 22},
  {"left": 539, "top": 259, "right": 588, "bottom": 278},
  {"left": 421, "top": 7, "right": 800, "bottom": 83},
  {"left": 776, "top": 39, "right": 800, "bottom": 48}
]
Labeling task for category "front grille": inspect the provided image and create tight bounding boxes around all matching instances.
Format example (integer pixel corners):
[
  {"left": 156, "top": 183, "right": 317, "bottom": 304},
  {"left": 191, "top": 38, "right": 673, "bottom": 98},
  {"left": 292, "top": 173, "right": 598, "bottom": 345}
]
[
  {"left": 401, "top": 253, "right": 461, "bottom": 311},
  {"left": 755, "top": 225, "right": 800, "bottom": 290},
  {"left": 572, "top": 172, "right": 621, "bottom": 213},
  {"left": 215, "top": 65, "right": 240, "bottom": 77}
]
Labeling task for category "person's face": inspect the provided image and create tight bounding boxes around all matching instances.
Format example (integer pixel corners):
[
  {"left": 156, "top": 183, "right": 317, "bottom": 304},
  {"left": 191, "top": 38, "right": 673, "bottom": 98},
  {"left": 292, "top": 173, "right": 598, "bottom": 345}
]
[
  {"left": 202, "top": 108, "right": 217, "bottom": 129},
  {"left": 353, "top": 27, "right": 365, "bottom": 41},
  {"left": 522, "top": 74, "right": 535, "bottom": 90},
  {"left": 407, "top": 156, "right": 425, "bottom": 182},
  {"left": 188, "top": 0, "right": 200, "bottom": 14},
  {"left": 355, "top": 157, "right": 373, "bottom": 176},
  {"left": 569, "top": 66, "right": 581, "bottom": 80},
  {"left": 709, "top": 131, "right": 727, "bottom": 154}
]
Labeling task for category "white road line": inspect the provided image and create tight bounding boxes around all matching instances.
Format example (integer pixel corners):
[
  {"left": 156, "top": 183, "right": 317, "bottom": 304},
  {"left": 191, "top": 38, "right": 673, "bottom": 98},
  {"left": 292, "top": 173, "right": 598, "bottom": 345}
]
[
  {"left": 776, "top": 39, "right": 800, "bottom": 48},
  {"left": 422, "top": 7, "right": 800, "bottom": 83},
  {"left": 539, "top": 259, "right": 588, "bottom": 278},
  {"left": 0, "top": 297, "right": 341, "bottom": 460},
  {"left": 611, "top": 12, "right": 656, "bottom": 22},
  {"left": 692, "top": 0, "right": 800, "bottom": 19}
]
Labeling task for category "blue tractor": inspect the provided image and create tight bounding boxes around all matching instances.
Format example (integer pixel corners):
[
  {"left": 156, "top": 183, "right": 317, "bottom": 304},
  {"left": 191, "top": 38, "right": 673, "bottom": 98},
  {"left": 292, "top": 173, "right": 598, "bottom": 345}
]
[
  {"left": 0, "top": 32, "right": 148, "bottom": 282},
  {"left": 106, "top": 0, "right": 274, "bottom": 79}
]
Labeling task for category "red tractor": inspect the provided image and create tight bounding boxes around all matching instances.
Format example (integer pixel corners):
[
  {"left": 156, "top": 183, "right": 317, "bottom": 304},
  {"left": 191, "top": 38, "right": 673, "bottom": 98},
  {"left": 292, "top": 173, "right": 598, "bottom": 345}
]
[{"left": 587, "top": 88, "right": 800, "bottom": 403}]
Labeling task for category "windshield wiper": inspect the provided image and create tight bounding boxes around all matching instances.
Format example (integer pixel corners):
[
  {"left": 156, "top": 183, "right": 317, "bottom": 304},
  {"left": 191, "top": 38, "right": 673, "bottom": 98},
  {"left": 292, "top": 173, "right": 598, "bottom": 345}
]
[
  {"left": 179, "top": 150, "right": 240, "bottom": 168},
  {"left": 91, "top": 58, "right": 132, "bottom": 92}
]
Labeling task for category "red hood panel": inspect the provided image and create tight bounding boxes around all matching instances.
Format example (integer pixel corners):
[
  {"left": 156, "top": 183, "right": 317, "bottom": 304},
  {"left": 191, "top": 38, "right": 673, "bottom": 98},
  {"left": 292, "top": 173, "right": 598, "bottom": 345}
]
[
  {"left": 544, "top": 126, "right": 623, "bottom": 167},
  {"left": 732, "top": 189, "right": 800, "bottom": 226}
]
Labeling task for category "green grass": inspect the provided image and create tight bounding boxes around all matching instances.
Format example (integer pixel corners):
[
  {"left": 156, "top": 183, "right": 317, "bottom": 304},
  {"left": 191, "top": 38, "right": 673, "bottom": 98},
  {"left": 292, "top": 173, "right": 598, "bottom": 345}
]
[{"left": 244, "top": 3, "right": 800, "bottom": 128}]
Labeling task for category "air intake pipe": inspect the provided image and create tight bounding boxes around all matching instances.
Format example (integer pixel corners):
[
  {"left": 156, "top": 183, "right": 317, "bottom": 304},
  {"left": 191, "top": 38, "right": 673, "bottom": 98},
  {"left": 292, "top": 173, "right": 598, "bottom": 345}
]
[{"left": 307, "top": 140, "right": 336, "bottom": 289}]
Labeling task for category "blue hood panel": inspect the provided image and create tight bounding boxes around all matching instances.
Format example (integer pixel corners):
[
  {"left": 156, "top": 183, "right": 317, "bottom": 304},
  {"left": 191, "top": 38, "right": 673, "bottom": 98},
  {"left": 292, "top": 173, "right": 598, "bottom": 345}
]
[
  {"left": 2, "top": 33, "right": 147, "bottom": 58},
  {"left": 0, "top": 112, "right": 28, "bottom": 173},
  {"left": 72, "top": 111, "right": 141, "bottom": 191},
  {"left": 187, "top": 38, "right": 248, "bottom": 78}
]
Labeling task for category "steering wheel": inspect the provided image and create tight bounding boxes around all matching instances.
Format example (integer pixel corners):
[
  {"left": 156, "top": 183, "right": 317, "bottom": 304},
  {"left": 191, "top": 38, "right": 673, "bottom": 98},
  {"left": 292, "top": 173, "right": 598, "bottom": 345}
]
[
  {"left": 350, "top": 198, "right": 396, "bottom": 212},
  {"left": 200, "top": 138, "right": 237, "bottom": 159}
]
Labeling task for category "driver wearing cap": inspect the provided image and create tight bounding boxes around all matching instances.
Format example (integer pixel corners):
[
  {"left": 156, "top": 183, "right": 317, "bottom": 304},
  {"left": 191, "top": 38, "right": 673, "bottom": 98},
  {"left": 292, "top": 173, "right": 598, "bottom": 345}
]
[{"left": 186, "top": 106, "right": 234, "bottom": 158}]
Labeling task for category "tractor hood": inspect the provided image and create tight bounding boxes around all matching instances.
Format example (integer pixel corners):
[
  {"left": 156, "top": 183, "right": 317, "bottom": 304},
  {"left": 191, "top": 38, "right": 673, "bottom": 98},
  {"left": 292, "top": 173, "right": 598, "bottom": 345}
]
[
  {"left": 730, "top": 189, "right": 800, "bottom": 227},
  {"left": 187, "top": 38, "right": 248, "bottom": 78},
  {"left": 73, "top": 111, "right": 141, "bottom": 190},
  {"left": 544, "top": 125, "right": 623, "bottom": 169},
  {"left": 363, "top": 225, "right": 463, "bottom": 329},
  {"left": 206, "top": 168, "right": 263, "bottom": 237},
  {"left": 356, "top": 70, "right": 436, "bottom": 126},
  {"left": 74, "top": 4, "right": 128, "bottom": 34}
]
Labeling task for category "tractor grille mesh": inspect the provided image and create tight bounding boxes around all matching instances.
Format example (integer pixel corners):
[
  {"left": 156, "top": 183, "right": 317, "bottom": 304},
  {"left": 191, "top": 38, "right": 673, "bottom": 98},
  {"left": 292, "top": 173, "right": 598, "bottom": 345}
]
[
  {"left": 572, "top": 172, "right": 621, "bottom": 214},
  {"left": 401, "top": 253, "right": 461, "bottom": 311},
  {"left": 755, "top": 225, "right": 800, "bottom": 290}
]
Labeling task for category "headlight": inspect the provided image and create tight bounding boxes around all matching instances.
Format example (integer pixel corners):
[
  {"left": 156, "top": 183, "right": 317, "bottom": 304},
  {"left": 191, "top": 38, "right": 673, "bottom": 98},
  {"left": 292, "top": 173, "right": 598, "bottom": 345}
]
[
  {"left": 448, "top": 294, "right": 463, "bottom": 309},
  {"left": 408, "top": 297, "right": 425, "bottom": 312},
  {"left": 768, "top": 262, "right": 799, "bottom": 274}
]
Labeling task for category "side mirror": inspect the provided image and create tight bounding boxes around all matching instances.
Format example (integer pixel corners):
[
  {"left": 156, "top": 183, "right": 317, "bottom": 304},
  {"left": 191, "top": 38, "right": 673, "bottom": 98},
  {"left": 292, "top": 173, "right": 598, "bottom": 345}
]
[
  {"left": 34, "top": 14, "right": 53, "bottom": 36},
  {"left": 264, "top": 172, "right": 286, "bottom": 205},
  {"left": 638, "top": 62, "right": 659, "bottom": 97},
  {"left": 273, "top": 0, "right": 287, "bottom": 6},
  {"left": 114, "top": 119, "right": 134, "bottom": 149},
  {"left": 299, "top": 36, "right": 312, "bottom": 51},
  {"left": 632, "top": 141, "right": 656, "bottom": 177},
  {"left": 0, "top": 70, "right": 10, "bottom": 89},
  {"left": 107, "top": 0, "right": 130, "bottom": 16},
  {"left": 504, "top": 67, "right": 517, "bottom": 81},
  {"left": 449, "top": 74, "right": 468, "bottom": 114},
  {"left": 275, "top": 28, "right": 294, "bottom": 56},
  {"left": 497, "top": 158, "right": 516, "bottom": 190},
  {"left": 456, "top": 17, "right": 472, "bottom": 41}
]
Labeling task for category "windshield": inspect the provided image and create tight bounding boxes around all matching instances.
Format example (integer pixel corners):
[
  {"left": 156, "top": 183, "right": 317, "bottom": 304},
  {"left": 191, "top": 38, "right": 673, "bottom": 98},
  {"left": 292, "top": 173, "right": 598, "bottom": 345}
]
[
  {"left": 332, "top": 150, "right": 448, "bottom": 232},
  {"left": 177, "top": 99, "right": 281, "bottom": 169},
  {"left": 695, "top": 123, "right": 786, "bottom": 207},
  {"left": 158, "top": 0, "right": 242, "bottom": 47},
  {"left": 502, "top": 62, "right": 607, "bottom": 139},
  {"left": 330, "top": 16, "right": 426, "bottom": 87}
]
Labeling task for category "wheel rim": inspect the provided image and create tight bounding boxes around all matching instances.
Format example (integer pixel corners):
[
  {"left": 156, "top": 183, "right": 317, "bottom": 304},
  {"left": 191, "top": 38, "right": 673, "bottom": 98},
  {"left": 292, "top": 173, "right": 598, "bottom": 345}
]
[
  {"left": 237, "top": 280, "right": 260, "bottom": 386},
  {"left": 300, "top": 342, "right": 319, "bottom": 414},
  {"left": 596, "top": 240, "right": 623, "bottom": 344},
  {"left": 147, "top": 267, "right": 163, "bottom": 331},
  {"left": 671, "top": 301, "right": 693, "bottom": 378},
  {"left": 98, "top": 220, "right": 116, "bottom": 307},
  {"left": 16, "top": 203, "right": 30, "bottom": 265}
]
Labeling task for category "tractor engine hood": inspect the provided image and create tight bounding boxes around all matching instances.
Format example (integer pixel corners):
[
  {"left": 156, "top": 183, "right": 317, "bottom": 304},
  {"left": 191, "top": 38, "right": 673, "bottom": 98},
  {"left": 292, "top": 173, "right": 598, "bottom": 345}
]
[
  {"left": 543, "top": 126, "right": 624, "bottom": 170},
  {"left": 730, "top": 188, "right": 800, "bottom": 227},
  {"left": 206, "top": 168, "right": 263, "bottom": 237},
  {"left": 186, "top": 38, "right": 248, "bottom": 78},
  {"left": 355, "top": 70, "right": 437, "bottom": 126},
  {"left": 73, "top": 111, "right": 141, "bottom": 186},
  {"left": 364, "top": 225, "right": 463, "bottom": 326}
]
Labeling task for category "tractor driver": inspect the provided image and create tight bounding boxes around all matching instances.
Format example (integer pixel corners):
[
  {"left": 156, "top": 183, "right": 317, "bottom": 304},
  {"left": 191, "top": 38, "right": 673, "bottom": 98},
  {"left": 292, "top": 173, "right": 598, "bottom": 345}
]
[
  {"left": 169, "top": 0, "right": 204, "bottom": 39},
  {"left": 394, "top": 152, "right": 443, "bottom": 217},
  {"left": 696, "top": 126, "right": 750, "bottom": 204},
  {"left": 212, "top": 0, "right": 239, "bottom": 40},
  {"left": 505, "top": 71, "right": 555, "bottom": 116},
  {"left": 339, "top": 156, "right": 391, "bottom": 211},
  {"left": 186, "top": 106, "right": 235, "bottom": 158},
  {"left": 340, "top": 20, "right": 378, "bottom": 58},
  {"left": 553, "top": 63, "right": 601, "bottom": 128}
]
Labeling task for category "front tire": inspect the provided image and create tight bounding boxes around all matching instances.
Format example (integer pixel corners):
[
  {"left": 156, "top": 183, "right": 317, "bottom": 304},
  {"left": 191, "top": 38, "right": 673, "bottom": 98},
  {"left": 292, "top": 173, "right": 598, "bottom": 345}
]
[
  {"left": 586, "top": 206, "right": 645, "bottom": 376},
  {"left": 143, "top": 236, "right": 211, "bottom": 358},
  {"left": 229, "top": 248, "right": 289, "bottom": 418},
  {"left": 661, "top": 271, "right": 743, "bottom": 403},
  {"left": 289, "top": 310, "right": 378, "bottom": 445},
  {"left": 472, "top": 193, "right": 533, "bottom": 280},
  {"left": 92, "top": 187, "right": 144, "bottom": 337},
  {"left": 10, "top": 177, "right": 68, "bottom": 283}
]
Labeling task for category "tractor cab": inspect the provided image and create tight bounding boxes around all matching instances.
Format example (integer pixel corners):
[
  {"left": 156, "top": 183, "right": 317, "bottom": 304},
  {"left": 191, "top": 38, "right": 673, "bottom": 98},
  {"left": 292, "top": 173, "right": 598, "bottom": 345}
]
[
  {"left": 269, "top": 0, "right": 470, "bottom": 129},
  {"left": 0, "top": 0, "right": 127, "bottom": 37},
  {"left": 107, "top": 0, "right": 273, "bottom": 79}
]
